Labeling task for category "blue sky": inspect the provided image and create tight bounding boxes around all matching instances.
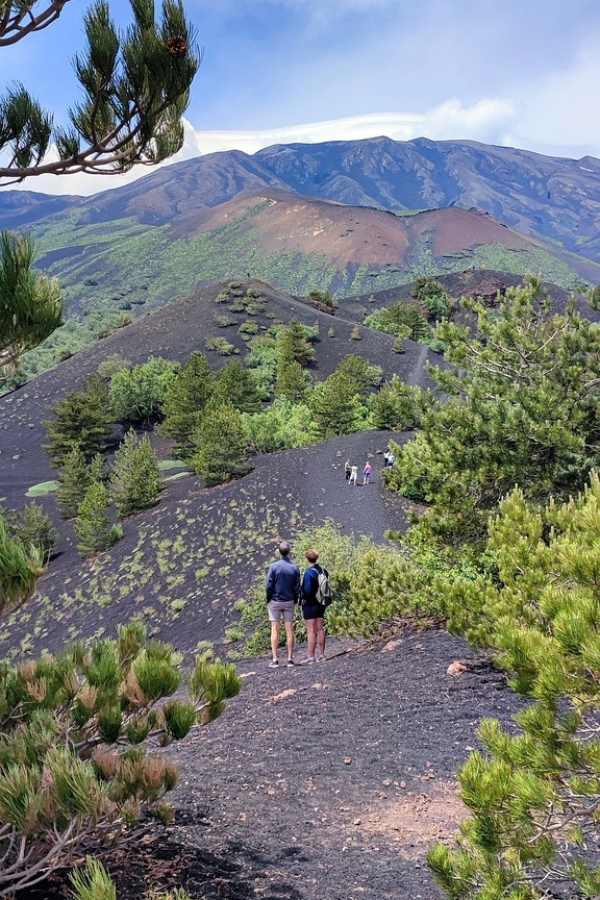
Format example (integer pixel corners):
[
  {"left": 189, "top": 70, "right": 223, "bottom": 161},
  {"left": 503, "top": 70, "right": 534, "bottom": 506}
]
[{"left": 5, "top": 0, "right": 600, "bottom": 193}]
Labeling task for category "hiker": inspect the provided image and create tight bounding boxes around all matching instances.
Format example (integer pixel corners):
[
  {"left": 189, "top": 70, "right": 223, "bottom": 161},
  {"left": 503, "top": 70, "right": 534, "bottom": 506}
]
[
  {"left": 344, "top": 459, "right": 352, "bottom": 481},
  {"left": 363, "top": 461, "right": 373, "bottom": 485},
  {"left": 302, "top": 549, "right": 331, "bottom": 662},
  {"left": 383, "top": 450, "right": 391, "bottom": 468},
  {"left": 349, "top": 464, "right": 358, "bottom": 486},
  {"left": 266, "top": 540, "right": 301, "bottom": 668}
]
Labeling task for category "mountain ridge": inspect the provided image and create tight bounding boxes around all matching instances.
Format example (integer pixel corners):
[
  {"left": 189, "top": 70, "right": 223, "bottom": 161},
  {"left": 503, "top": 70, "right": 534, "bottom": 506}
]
[{"left": 2, "top": 136, "right": 600, "bottom": 271}]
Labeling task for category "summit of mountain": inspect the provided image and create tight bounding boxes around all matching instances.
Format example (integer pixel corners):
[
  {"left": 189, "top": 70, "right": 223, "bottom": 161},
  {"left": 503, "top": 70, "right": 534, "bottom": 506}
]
[{"left": 4, "top": 135, "right": 600, "bottom": 269}]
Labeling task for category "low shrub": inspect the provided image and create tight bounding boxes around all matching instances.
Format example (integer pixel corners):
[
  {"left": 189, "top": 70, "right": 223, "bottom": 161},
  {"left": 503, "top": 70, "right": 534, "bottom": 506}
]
[
  {"left": 110, "top": 357, "right": 178, "bottom": 425},
  {"left": 0, "top": 622, "right": 240, "bottom": 898},
  {"left": 206, "top": 336, "right": 235, "bottom": 356},
  {"left": 6, "top": 502, "right": 58, "bottom": 563},
  {"left": 241, "top": 400, "right": 320, "bottom": 452},
  {"left": 214, "top": 313, "right": 238, "bottom": 328}
]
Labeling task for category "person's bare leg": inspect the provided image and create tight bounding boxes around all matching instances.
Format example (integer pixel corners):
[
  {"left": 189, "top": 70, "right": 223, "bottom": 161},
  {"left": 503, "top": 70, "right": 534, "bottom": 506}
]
[
  {"left": 317, "top": 619, "right": 326, "bottom": 658},
  {"left": 270, "top": 621, "right": 280, "bottom": 662},
  {"left": 284, "top": 620, "right": 295, "bottom": 662},
  {"left": 306, "top": 620, "right": 317, "bottom": 660}
]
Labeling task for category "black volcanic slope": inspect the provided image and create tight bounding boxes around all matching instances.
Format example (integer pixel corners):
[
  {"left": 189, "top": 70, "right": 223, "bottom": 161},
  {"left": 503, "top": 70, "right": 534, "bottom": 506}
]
[
  {"left": 0, "top": 278, "right": 432, "bottom": 659},
  {"left": 0, "top": 279, "right": 432, "bottom": 511}
]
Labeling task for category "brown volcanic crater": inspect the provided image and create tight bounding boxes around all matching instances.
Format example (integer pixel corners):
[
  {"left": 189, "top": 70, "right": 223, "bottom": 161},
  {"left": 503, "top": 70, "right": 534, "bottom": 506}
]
[{"left": 171, "top": 190, "right": 536, "bottom": 266}]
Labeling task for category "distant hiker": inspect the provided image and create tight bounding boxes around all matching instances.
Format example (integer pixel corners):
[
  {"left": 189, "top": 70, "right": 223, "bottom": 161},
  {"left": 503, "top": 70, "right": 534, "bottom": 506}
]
[
  {"left": 363, "top": 461, "right": 373, "bottom": 485},
  {"left": 266, "top": 541, "right": 301, "bottom": 668},
  {"left": 302, "top": 549, "right": 332, "bottom": 662},
  {"left": 344, "top": 459, "right": 352, "bottom": 481},
  {"left": 349, "top": 464, "right": 358, "bottom": 486},
  {"left": 383, "top": 450, "right": 391, "bottom": 468},
  {"left": 388, "top": 450, "right": 395, "bottom": 467}
]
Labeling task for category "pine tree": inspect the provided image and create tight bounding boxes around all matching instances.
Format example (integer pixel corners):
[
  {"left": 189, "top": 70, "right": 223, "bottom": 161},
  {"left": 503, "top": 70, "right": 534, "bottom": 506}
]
[
  {"left": 109, "top": 356, "right": 178, "bottom": 424},
  {"left": 369, "top": 378, "right": 427, "bottom": 430},
  {"left": 191, "top": 402, "right": 251, "bottom": 486},
  {"left": 387, "top": 277, "right": 600, "bottom": 541},
  {"left": 45, "top": 379, "right": 114, "bottom": 467},
  {"left": 430, "top": 473, "right": 600, "bottom": 900},
  {"left": 7, "top": 502, "right": 58, "bottom": 564},
  {"left": 0, "top": 510, "right": 43, "bottom": 611},
  {"left": 160, "top": 352, "right": 214, "bottom": 454},
  {"left": 0, "top": 621, "right": 239, "bottom": 897},
  {"left": 0, "top": 231, "right": 62, "bottom": 374},
  {"left": 75, "top": 481, "right": 120, "bottom": 556},
  {"left": 0, "top": 0, "right": 199, "bottom": 185},
  {"left": 110, "top": 430, "right": 161, "bottom": 517},
  {"left": 309, "top": 371, "right": 365, "bottom": 438},
  {"left": 278, "top": 321, "right": 316, "bottom": 368},
  {"left": 57, "top": 449, "right": 106, "bottom": 518},
  {"left": 214, "top": 360, "right": 261, "bottom": 412},
  {"left": 275, "top": 356, "right": 310, "bottom": 402},
  {"left": 56, "top": 446, "right": 88, "bottom": 518}
]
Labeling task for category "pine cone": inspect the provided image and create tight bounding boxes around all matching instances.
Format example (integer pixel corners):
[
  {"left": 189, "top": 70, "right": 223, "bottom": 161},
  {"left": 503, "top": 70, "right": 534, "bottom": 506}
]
[{"left": 166, "top": 36, "right": 187, "bottom": 58}]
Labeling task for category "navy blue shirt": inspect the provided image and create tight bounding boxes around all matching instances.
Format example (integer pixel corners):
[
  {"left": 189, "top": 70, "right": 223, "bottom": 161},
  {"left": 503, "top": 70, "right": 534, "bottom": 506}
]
[
  {"left": 266, "top": 557, "right": 301, "bottom": 603},
  {"left": 302, "top": 564, "right": 327, "bottom": 604}
]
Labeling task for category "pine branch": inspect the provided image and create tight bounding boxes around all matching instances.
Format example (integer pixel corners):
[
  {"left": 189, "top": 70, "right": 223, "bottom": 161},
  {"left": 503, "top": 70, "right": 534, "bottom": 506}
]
[
  {"left": 0, "top": 0, "right": 71, "bottom": 47},
  {"left": 0, "top": 0, "right": 200, "bottom": 185}
]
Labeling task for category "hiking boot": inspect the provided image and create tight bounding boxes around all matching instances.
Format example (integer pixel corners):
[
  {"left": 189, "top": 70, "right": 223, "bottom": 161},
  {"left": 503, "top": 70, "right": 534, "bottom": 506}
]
[
  {"left": 268, "top": 660, "right": 279, "bottom": 669},
  {"left": 304, "top": 656, "right": 316, "bottom": 664},
  {"left": 286, "top": 659, "right": 296, "bottom": 668}
]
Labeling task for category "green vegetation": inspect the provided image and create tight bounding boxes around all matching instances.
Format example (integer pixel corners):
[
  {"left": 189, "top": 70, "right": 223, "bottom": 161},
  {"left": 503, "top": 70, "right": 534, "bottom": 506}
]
[
  {"left": 0, "top": 231, "right": 62, "bottom": 382},
  {"left": 109, "top": 356, "right": 178, "bottom": 424},
  {"left": 370, "top": 378, "right": 429, "bottom": 431},
  {"left": 111, "top": 430, "right": 161, "bottom": 517},
  {"left": 75, "top": 480, "right": 122, "bottom": 557},
  {"left": 386, "top": 277, "right": 600, "bottom": 543},
  {"left": 214, "top": 360, "right": 261, "bottom": 413},
  {"left": 365, "top": 301, "right": 430, "bottom": 341},
  {"left": 45, "top": 377, "right": 113, "bottom": 466},
  {"left": 5, "top": 502, "right": 58, "bottom": 564},
  {"left": 0, "top": 509, "right": 44, "bottom": 610},
  {"left": 309, "top": 369, "right": 369, "bottom": 438},
  {"left": 0, "top": 621, "right": 238, "bottom": 898},
  {"left": 25, "top": 479, "right": 59, "bottom": 498},
  {"left": 430, "top": 475, "right": 600, "bottom": 899},
  {"left": 56, "top": 447, "right": 95, "bottom": 518},
  {"left": 241, "top": 399, "right": 319, "bottom": 452},
  {"left": 206, "top": 336, "right": 236, "bottom": 355},
  {"left": 160, "top": 352, "right": 214, "bottom": 455},
  {"left": 191, "top": 402, "right": 252, "bottom": 486}
]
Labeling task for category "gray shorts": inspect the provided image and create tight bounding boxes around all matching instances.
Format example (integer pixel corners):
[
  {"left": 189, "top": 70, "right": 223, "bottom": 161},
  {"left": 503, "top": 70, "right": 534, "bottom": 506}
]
[{"left": 268, "top": 601, "right": 295, "bottom": 623}]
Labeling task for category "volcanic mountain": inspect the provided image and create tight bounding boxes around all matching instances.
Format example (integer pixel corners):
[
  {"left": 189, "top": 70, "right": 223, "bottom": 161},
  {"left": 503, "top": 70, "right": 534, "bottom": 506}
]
[{"left": 6, "top": 136, "right": 600, "bottom": 272}]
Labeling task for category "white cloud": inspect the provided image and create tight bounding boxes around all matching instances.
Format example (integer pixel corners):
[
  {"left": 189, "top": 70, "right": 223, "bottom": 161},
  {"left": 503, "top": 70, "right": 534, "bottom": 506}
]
[{"left": 8, "top": 98, "right": 516, "bottom": 196}]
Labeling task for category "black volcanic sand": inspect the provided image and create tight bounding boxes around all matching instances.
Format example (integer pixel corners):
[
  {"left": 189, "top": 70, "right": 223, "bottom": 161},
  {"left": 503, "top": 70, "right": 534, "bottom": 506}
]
[
  {"left": 0, "top": 430, "right": 414, "bottom": 661},
  {"left": 29, "top": 630, "right": 522, "bottom": 900},
  {"left": 0, "top": 278, "right": 433, "bottom": 512}
]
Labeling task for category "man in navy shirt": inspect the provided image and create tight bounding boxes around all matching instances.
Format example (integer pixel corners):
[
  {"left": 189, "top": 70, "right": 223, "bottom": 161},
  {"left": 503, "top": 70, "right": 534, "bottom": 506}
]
[{"left": 266, "top": 541, "right": 300, "bottom": 668}]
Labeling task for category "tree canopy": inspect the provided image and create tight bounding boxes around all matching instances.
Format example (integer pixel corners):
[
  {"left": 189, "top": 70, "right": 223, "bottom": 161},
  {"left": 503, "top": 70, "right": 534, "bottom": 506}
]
[{"left": 0, "top": 0, "right": 199, "bottom": 185}]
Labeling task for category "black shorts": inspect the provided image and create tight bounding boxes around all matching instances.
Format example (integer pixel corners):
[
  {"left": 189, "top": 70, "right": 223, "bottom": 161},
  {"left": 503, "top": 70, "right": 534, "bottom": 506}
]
[{"left": 302, "top": 602, "right": 326, "bottom": 620}]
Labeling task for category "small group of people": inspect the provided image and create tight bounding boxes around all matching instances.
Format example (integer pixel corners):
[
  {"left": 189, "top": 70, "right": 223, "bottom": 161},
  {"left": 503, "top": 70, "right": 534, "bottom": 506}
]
[
  {"left": 344, "top": 459, "right": 373, "bottom": 486},
  {"left": 266, "top": 541, "right": 330, "bottom": 668}
]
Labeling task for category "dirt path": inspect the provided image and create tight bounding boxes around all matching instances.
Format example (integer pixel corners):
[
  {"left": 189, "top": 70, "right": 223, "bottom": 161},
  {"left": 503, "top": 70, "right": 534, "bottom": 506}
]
[{"left": 48, "top": 629, "right": 518, "bottom": 900}]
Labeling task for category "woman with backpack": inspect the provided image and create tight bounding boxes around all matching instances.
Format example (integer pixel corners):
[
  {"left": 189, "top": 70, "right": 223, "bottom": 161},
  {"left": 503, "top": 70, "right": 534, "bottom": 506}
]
[{"left": 301, "top": 548, "right": 331, "bottom": 663}]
